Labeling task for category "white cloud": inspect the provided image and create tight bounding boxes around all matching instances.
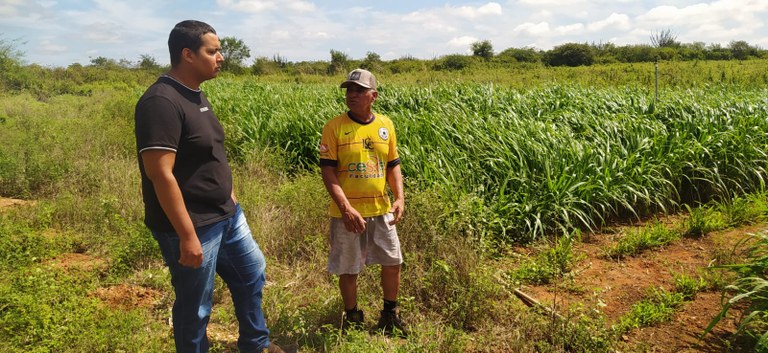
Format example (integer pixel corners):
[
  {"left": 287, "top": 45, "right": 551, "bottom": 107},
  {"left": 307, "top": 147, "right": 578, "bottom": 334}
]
[
  {"left": 404, "top": 2, "right": 502, "bottom": 23},
  {"left": 448, "top": 35, "right": 478, "bottom": 49},
  {"left": 639, "top": 0, "right": 768, "bottom": 26},
  {"left": 514, "top": 0, "right": 634, "bottom": 6},
  {"left": 287, "top": 1, "right": 315, "bottom": 12},
  {"left": 515, "top": 0, "right": 585, "bottom": 5},
  {"left": 530, "top": 9, "right": 552, "bottom": 21},
  {"left": 514, "top": 22, "right": 550, "bottom": 36},
  {"left": 639, "top": 4, "right": 709, "bottom": 25},
  {"left": 307, "top": 31, "right": 331, "bottom": 40},
  {"left": 0, "top": 0, "right": 25, "bottom": 12},
  {"left": 217, "top": 0, "right": 277, "bottom": 12},
  {"left": 84, "top": 22, "right": 122, "bottom": 43},
  {"left": 422, "top": 21, "right": 457, "bottom": 32},
  {"left": 636, "top": 0, "right": 766, "bottom": 45},
  {"left": 401, "top": 10, "right": 430, "bottom": 23},
  {"left": 554, "top": 23, "right": 584, "bottom": 36},
  {"left": 478, "top": 2, "right": 503, "bottom": 15},
  {"left": 0, "top": 4, "right": 18, "bottom": 16},
  {"left": 587, "top": 13, "right": 630, "bottom": 32},
  {"left": 450, "top": 2, "right": 503, "bottom": 18},
  {"left": 216, "top": 0, "right": 315, "bottom": 13},
  {"left": 0, "top": 1, "right": 53, "bottom": 27},
  {"left": 39, "top": 39, "right": 67, "bottom": 55}
]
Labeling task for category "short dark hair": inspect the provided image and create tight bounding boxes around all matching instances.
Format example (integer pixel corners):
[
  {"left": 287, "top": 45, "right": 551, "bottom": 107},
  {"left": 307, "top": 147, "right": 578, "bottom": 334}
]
[{"left": 168, "top": 20, "right": 217, "bottom": 66}]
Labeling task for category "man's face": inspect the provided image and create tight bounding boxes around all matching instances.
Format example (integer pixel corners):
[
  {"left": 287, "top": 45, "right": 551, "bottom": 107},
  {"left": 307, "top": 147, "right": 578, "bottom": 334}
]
[
  {"left": 345, "top": 84, "right": 377, "bottom": 112},
  {"left": 192, "top": 32, "right": 223, "bottom": 80}
]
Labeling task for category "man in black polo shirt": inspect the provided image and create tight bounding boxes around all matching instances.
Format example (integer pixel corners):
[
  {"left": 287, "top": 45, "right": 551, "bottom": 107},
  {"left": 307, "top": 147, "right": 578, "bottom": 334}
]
[{"left": 134, "top": 20, "right": 283, "bottom": 353}]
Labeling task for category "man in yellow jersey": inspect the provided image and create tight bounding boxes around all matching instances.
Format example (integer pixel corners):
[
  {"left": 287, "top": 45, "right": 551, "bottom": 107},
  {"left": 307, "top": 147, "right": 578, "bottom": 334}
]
[{"left": 319, "top": 68, "right": 407, "bottom": 337}]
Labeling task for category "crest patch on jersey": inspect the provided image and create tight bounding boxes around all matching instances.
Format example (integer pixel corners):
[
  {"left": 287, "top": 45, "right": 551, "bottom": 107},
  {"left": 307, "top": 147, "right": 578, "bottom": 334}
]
[{"left": 378, "top": 127, "right": 389, "bottom": 140}]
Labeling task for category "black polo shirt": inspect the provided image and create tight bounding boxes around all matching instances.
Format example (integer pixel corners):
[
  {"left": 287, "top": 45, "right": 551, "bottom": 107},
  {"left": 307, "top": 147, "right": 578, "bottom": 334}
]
[{"left": 134, "top": 75, "right": 236, "bottom": 232}]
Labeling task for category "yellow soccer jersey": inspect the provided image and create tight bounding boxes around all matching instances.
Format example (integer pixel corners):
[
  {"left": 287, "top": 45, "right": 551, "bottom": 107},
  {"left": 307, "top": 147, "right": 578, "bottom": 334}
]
[{"left": 319, "top": 112, "right": 400, "bottom": 218}]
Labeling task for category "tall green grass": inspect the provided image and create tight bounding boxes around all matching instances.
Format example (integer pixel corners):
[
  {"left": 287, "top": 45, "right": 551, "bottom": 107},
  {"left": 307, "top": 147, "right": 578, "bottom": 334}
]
[
  {"left": 208, "top": 80, "right": 768, "bottom": 242},
  {"left": 706, "top": 231, "right": 768, "bottom": 352}
]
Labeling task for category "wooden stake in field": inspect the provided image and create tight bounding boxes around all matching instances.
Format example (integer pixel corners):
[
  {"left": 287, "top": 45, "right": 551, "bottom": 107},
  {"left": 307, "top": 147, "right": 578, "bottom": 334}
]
[{"left": 513, "top": 287, "right": 566, "bottom": 322}]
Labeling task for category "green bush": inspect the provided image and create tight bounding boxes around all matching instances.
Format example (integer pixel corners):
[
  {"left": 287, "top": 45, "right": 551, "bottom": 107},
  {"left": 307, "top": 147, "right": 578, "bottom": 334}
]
[
  {"left": 545, "top": 43, "right": 596, "bottom": 67},
  {"left": 436, "top": 54, "right": 478, "bottom": 71},
  {"left": 386, "top": 57, "right": 428, "bottom": 74},
  {"left": 496, "top": 47, "right": 542, "bottom": 63}
]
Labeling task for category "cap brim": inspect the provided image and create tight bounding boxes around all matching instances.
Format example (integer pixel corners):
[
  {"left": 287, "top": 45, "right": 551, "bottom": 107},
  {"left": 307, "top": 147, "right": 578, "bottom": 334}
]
[{"left": 340, "top": 81, "right": 371, "bottom": 89}]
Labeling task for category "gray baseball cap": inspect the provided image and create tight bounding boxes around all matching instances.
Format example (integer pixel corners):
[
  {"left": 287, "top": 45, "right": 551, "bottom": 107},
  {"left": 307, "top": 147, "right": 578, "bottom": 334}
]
[{"left": 340, "top": 68, "right": 377, "bottom": 89}]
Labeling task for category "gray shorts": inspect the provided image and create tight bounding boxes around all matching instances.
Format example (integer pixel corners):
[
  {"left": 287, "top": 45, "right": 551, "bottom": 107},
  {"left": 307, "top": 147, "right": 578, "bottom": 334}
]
[{"left": 327, "top": 213, "right": 403, "bottom": 275}]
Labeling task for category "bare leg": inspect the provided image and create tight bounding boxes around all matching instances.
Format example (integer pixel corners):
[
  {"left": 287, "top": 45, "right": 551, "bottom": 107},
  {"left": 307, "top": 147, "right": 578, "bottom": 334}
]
[
  {"left": 381, "top": 265, "right": 401, "bottom": 301},
  {"left": 339, "top": 273, "right": 358, "bottom": 310}
]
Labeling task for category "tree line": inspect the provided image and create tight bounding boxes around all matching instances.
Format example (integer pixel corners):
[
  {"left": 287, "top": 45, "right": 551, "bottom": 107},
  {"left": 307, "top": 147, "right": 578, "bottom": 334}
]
[
  {"left": 1, "top": 30, "right": 766, "bottom": 93},
  {"left": 234, "top": 30, "right": 768, "bottom": 75}
]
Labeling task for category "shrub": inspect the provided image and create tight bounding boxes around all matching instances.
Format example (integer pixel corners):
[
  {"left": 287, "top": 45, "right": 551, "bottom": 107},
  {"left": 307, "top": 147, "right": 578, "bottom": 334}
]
[
  {"left": 496, "top": 47, "right": 542, "bottom": 63},
  {"left": 436, "top": 54, "right": 477, "bottom": 71},
  {"left": 545, "top": 43, "right": 596, "bottom": 67}
]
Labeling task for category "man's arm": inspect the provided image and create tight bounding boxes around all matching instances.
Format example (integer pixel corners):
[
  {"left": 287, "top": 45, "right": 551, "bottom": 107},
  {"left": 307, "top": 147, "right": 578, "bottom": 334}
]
[
  {"left": 386, "top": 164, "right": 404, "bottom": 225},
  {"left": 141, "top": 149, "right": 203, "bottom": 268},
  {"left": 321, "top": 165, "right": 366, "bottom": 233}
]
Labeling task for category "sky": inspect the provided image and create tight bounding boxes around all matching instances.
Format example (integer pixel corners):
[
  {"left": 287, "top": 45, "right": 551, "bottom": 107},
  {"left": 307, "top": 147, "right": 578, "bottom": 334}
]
[{"left": 1, "top": 0, "right": 767, "bottom": 67}]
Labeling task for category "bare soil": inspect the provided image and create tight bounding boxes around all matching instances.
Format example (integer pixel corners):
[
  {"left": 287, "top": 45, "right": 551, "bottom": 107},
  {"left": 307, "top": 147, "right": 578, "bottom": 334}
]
[
  {"left": 0, "top": 197, "right": 33, "bottom": 209},
  {"left": 521, "top": 219, "right": 765, "bottom": 352},
  {"left": 47, "top": 252, "right": 107, "bottom": 273},
  {"left": 91, "top": 283, "right": 163, "bottom": 310}
]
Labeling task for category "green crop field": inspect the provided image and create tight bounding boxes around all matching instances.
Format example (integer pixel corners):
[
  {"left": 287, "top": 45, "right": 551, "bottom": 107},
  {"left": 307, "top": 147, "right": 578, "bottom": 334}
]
[
  {"left": 208, "top": 78, "right": 768, "bottom": 241},
  {"left": 2, "top": 59, "right": 768, "bottom": 352}
]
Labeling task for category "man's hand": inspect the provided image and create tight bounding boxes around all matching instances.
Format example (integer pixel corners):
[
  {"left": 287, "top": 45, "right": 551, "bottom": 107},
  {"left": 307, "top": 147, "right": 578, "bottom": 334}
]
[
  {"left": 386, "top": 164, "right": 405, "bottom": 226},
  {"left": 178, "top": 235, "right": 203, "bottom": 268},
  {"left": 389, "top": 198, "right": 404, "bottom": 225},
  {"left": 342, "top": 206, "right": 366, "bottom": 233},
  {"left": 322, "top": 165, "right": 367, "bottom": 233}
]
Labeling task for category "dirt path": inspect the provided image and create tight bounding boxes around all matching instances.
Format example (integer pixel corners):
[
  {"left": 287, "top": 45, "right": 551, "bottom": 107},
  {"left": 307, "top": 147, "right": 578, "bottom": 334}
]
[
  {"left": 0, "top": 197, "right": 32, "bottom": 209},
  {"left": 522, "top": 222, "right": 766, "bottom": 352}
]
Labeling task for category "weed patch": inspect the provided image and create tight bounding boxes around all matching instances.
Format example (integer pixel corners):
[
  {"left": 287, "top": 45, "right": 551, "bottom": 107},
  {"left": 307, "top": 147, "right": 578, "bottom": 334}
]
[
  {"left": 614, "top": 287, "right": 686, "bottom": 334},
  {"left": 604, "top": 220, "right": 681, "bottom": 258},
  {"left": 509, "top": 233, "right": 582, "bottom": 284}
]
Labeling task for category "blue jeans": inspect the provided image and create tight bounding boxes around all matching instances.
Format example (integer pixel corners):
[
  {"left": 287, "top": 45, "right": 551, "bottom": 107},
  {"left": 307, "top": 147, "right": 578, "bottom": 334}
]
[{"left": 152, "top": 204, "right": 270, "bottom": 353}]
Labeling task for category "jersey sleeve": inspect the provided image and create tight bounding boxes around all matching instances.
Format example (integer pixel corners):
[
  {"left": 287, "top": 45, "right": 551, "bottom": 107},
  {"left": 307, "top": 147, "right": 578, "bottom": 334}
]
[
  {"left": 135, "top": 95, "right": 182, "bottom": 154},
  {"left": 319, "top": 121, "right": 338, "bottom": 166}
]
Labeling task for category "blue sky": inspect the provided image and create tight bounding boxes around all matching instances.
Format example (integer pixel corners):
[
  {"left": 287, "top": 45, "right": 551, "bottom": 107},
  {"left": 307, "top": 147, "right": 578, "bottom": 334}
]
[{"left": 2, "top": 0, "right": 767, "bottom": 67}]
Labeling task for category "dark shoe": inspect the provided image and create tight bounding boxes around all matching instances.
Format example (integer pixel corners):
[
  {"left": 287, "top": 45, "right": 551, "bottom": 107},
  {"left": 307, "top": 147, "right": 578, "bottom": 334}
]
[
  {"left": 262, "top": 343, "right": 285, "bottom": 353},
  {"left": 342, "top": 308, "right": 365, "bottom": 331},
  {"left": 376, "top": 309, "right": 408, "bottom": 338}
]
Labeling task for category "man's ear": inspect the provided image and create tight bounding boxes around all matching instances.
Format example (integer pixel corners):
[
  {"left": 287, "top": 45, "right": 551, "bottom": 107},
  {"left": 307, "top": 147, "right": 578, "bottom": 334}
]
[{"left": 181, "top": 47, "right": 194, "bottom": 64}]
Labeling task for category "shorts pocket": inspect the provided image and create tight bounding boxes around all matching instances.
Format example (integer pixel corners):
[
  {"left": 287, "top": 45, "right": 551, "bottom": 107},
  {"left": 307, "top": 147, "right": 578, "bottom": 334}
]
[{"left": 383, "top": 213, "right": 395, "bottom": 230}]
